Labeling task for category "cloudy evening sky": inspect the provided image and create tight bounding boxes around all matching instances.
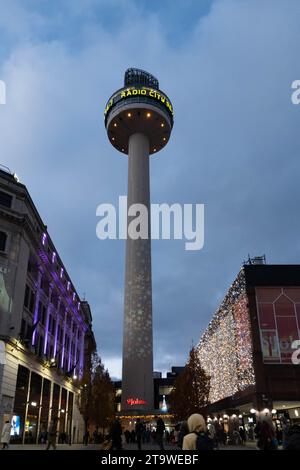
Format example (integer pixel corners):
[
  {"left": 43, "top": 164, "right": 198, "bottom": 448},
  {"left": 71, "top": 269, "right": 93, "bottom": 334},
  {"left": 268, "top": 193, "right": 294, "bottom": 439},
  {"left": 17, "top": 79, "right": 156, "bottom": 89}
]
[{"left": 1, "top": 0, "right": 300, "bottom": 378}]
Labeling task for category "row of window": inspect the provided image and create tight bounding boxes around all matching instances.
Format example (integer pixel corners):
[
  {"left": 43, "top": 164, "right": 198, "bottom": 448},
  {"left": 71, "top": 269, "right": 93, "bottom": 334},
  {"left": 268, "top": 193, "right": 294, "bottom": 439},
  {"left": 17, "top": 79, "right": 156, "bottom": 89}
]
[
  {"left": 20, "top": 319, "right": 80, "bottom": 373},
  {"left": 40, "top": 236, "right": 80, "bottom": 310},
  {"left": 24, "top": 284, "right": 82, "bottom": 339}
]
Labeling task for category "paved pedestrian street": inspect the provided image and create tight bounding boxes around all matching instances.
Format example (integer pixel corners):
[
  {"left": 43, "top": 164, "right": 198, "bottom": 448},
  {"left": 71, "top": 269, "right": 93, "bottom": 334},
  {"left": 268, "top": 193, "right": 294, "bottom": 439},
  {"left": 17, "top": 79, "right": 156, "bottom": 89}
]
[{"left": 1, "top": 442, "right": 258, "bottom": 451}]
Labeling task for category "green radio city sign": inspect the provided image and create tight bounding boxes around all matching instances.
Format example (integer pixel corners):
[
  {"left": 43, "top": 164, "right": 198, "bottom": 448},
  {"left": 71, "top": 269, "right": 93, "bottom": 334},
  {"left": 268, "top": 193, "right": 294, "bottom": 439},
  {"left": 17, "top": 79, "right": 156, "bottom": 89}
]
[{"left": 104, "top": 86, "right": 174, "bottom": 118}]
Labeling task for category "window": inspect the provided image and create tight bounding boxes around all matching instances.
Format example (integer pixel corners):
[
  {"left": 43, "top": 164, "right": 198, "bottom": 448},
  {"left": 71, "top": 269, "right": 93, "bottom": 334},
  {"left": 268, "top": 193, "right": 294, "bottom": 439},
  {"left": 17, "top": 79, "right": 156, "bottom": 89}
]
[
  {"left": 48, "top": 315, "right": 52, "bottom": 334},
  {"left": 52, "top": 319, "right": 56, "bottom": 336},
  {"left": 0, "top": 231, "right": 7, "bottom": 252},
  {"left": 41, "top": 305, "right": 46, "bottom": 325},
  {"left": 40, "top": 279, "right": 49, "bottom": 296},
  {"left": 59, "top": 389, "right": 67, "bottom": 433},
  {"left": 0, "top": 190, "right": 12, "bottom": 208},
  {"left": 24, "top": 285, "right": 35, "bottom": 313},
  {"left": 51, "top": 292, "right": 58, "bottom": 309},
  {"left": 29, "top": 290, "right": 35, "bottom": 313},
  {"left": 24, "top": 286, "right": 30, "bottom": 309},
  {"left": 38, "top": 336, "right": 44, "bottom": 357},
  {"left": 20, "top": 319, "right": 27, "bottom": 339},
  {"left": 40, "top": 379, "right": 50, "bottom": 434},
  {"left": 12, "top": 365, "right": 30, "bottom": 443},
  {"left": 67, "top": 392, "right": 73, "bottom": 437},
  {"left": 38, "top": 301, "right": 46, "bottom": 324}
]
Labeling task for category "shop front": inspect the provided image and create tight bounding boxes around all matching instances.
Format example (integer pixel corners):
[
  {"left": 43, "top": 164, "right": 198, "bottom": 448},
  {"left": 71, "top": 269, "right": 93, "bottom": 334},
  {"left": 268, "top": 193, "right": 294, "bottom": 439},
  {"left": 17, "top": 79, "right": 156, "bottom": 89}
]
[{"left": 10, "top": 364, "right": 75, "bottom": 445}]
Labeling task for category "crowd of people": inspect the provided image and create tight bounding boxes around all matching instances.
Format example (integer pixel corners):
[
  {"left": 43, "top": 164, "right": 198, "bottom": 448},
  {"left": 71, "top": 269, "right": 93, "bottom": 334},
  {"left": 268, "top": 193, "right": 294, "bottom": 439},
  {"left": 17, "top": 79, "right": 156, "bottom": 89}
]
[
  {"left": 176, "top": 413, "right": 300, "bottom": 451},
  {"left": 1, "top": 411, "right": 300, "bottom": 450},
  {"left": 107, "top": 416, "right": 167, "bottom": 450},
  {"left": 103, "top": 412, "right": 300, "bottom": 451}
]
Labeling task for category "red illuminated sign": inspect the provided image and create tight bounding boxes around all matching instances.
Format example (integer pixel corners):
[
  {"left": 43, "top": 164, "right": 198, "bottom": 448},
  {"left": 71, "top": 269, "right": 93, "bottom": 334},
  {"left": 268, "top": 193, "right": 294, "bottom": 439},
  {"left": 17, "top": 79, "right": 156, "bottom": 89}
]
[{"left": 126, "top": 398, "right": 147, "bottom": 406}]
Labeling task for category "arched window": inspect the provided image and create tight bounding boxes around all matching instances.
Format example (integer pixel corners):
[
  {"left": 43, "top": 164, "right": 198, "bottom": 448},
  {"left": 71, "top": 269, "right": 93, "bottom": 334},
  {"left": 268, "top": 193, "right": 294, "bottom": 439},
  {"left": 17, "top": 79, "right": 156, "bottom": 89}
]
[{"left": 0, "top": 231, "right": 7, "bottom": 252}]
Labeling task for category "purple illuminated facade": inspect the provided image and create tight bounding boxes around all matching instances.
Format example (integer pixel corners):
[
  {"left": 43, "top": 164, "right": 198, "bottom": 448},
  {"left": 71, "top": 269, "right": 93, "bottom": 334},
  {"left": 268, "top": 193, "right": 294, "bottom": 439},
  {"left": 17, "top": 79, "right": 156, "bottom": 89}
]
[
  {"left": 0, "top": 167, "right": 96, "bottom": 444},
  {"left": 29, "top": 236, "right": 88, "bottom": 379}
]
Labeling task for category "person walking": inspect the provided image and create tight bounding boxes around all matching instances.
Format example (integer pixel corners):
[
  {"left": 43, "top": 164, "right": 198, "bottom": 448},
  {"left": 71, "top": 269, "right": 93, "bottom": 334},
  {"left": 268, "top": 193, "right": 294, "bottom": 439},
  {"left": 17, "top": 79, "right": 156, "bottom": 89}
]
[
  {"left": 257, "top": 417, "right": 277, "bottom": 450},
  {"left": 182, "top": 414, "right": 214, "bottom": 451},
  {"left": 111, "top": 418, "right": 122, "bottom": 450},
  {"left": 239, "top": 427, "right": 246, "bottom": 445},
  {"left": 124, "top": 429, "right": 131, "bottom": 444},
  {"left": 83, "top": 430, "right": 90, "bottom": 446},
  {"left": 135, "top": 419, "right": 144, "bottom": 451},
  {"left": 46, "top": 417, "right": 58, "bottom": 450},
  {"left": 1, "top": 420, "right": 11, "bottom": 450},
  {"left": 178, "top": 421, "right": 189, "bottom": 448},
  {"left": 156, "top": 416, "right": 165, "bottom": 450},
  {"left": 285, "top": 424, "right": 300, "bottom": 450}
]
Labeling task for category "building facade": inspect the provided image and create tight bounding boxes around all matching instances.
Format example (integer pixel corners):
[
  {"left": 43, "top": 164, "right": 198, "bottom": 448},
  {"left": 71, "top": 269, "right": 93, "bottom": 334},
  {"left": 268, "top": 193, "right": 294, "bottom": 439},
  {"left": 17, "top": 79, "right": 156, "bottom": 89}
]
[
  {"left": 0, "top": 167, "right": 95, "bottom": 444},
  {"left": 196, "top": 262, "right": 300, "bottom": 434}
]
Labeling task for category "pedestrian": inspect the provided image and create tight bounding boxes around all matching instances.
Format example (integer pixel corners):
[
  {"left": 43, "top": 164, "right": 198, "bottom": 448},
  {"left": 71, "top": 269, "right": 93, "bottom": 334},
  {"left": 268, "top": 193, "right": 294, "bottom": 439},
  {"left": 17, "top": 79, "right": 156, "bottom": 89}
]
[
  {"left": 285, "top": 424, "right": 300, "bottom": 450},
  {"left": 177, "top": 421, "right": 189, "bottom": 448},
  {"left": 208, "top": 422, "right": 217, "bottom": 447},
  {"left": 182, "top": 413, "right": 214, "bottom": 451},
  {"left": 239, "top": 427, "right": 246, "bottom": 445},
  {"left": 248, "top": 426, "right": 254, "bottom": 441},
  {"left": 142, "top": 427, "right": 147, "bottom": 444},
  {"left": 111, "top": 419, "right": 122, "bottom": 450},
  {"left": 232, "top": 429, "right": 240, "bottom": 446},
  {"left": 130, "top": 429, "right": 136, "bottom": 443},
  {"left": 135, "top": 418, "right": 144, "bottom": 451},
  {"left": 173, "top": 425, "right": 180, "bottom": 446},
  {"left": 256, "top": 417, "right": 277, "bottom": 450},
  {"left": 1, "top": 420, "right": 11, "bottom": 450},
  {"left": 155, "top": 416, "right": 165, "bottom": 450},
  {"left": 46, "top": 417, "right": 58, "bottom": 450},
  {"left": 93, "top": 429, "right": 98, "bottom": 444},
  {"left": 124, "top": 429, "right": 131, "bottom": 444},
  {"left": 216, "top": 424, "right": 225, "bottom": 447},
  {"left": 83, "top": 430, "right": 90, "bottom": 446},
  {"left": 281, "top": 413, "right": 290, "bottom": 450}
]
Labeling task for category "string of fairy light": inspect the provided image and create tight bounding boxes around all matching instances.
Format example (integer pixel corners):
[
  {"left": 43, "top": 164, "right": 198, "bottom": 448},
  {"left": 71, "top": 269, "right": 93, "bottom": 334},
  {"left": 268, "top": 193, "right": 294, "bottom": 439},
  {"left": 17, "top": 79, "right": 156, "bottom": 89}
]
[{"left": 196, "top": 268, "right": 255, "bottom": 404}]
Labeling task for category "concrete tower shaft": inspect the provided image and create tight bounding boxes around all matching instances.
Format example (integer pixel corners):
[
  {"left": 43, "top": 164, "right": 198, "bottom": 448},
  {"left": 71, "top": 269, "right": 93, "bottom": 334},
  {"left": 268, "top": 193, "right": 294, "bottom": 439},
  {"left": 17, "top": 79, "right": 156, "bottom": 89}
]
[
  {"left": 104, "top": 69, "right": 173, "bottom": 413},
  {"left": 122, "top": 133, "right": 153, "bottom": 410}
]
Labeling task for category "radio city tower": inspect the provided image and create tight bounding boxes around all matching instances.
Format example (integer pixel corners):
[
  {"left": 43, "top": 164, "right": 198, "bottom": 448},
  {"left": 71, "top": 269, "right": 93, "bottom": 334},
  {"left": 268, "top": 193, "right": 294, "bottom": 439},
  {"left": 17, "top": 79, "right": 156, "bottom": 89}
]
[{"left": 104, "top": 69, "right": 174, "bottom": 413}]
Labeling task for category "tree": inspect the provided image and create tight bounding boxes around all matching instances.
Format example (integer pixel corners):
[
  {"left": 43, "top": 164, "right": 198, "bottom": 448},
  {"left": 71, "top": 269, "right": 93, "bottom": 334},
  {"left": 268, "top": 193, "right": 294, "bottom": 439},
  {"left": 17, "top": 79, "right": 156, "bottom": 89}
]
[
  {"left": 169, "top": 347, "right": 210, "bottom": 421},
  {"left": 78, "top": 334, "right": 96, "bottom": 434},
  {"left": 79, "top": 352, "right": 115, "bottom": 434},
  {"left": 90, "top": 353, "right": 115, "bottom": 432}
]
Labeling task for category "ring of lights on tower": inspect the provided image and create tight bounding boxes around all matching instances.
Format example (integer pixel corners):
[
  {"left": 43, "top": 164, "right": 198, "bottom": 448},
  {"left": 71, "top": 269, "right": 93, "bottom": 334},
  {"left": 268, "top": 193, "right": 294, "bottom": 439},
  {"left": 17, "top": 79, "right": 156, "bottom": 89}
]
[{"left": 104, "top": 68, "right": 174, "bottom": 155}]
